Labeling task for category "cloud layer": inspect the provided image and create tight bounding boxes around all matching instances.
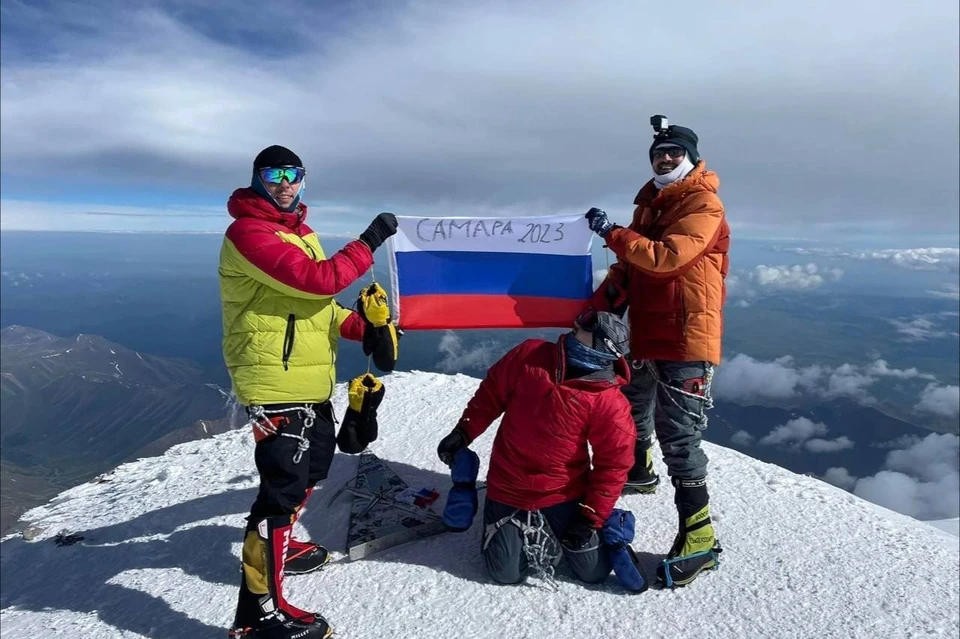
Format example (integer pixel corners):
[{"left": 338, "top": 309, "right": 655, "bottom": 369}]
[
  {"left": 824, "top": 433, "right": 960, "bottom": 520},
  {"left": 436, "top": 332, "right": 496, "bottom": 373},
  {"left": 915, "top": 383, "right": 960, "bottom": 418},
  {"left": 712, "top": 354, "right": 944, "bottom": 411},
  {"left": 889, "top": 313, "right": 960, "bottom": 342},
  {"left": 785, "top": 247, "right": 960, "bottom": 273},
  {"left": 755, "top": 417, "right": 854, "bottom": 453},
  {"left": 1, "top": 0, "right": 958, "bottom": 237}
]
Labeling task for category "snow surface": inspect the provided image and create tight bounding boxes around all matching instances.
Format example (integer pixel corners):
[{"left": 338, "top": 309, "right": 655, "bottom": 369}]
[{"left": 1, "top": 371, "right": 958, "bottom": 639}]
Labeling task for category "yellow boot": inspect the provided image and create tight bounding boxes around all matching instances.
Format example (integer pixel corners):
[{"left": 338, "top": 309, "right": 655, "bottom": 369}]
[
  {"left": 657, "top": 478, "right": 721, "bottom": 587},
  {"left": 623, "top": 435, "right": 660, "bottom": 494}
]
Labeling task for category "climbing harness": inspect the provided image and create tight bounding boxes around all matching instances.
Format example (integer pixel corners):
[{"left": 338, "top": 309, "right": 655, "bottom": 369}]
[
  {"left": 639, "top": 360, "right": 714, "bottom": 429},
  {"left": 246, "top": 404, "right": 316, "bottom": 463},
  {"left": 483, "top": 509, "right": 563, "bottom": 590}
]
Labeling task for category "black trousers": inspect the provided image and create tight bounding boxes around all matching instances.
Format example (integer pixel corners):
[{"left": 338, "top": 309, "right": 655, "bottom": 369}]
[{"left": 247, "top": 402, "right": 337, "bottom": 524}]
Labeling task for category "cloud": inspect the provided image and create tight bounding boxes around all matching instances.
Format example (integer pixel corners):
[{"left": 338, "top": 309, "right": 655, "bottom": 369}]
[
  {"left": 713, "top": 354, "right": 942, "bottom": 407},
  {"left": 822, "top": 466, "right": 858, "bottom": 490},
  {"left": 852, "top": 248, "right": 960, "bottom": 272},
  {"left": 751, "top": 263, "right": 827, "bottom": 291},
  {"left": 825, "top": 434, "right": 960, "bottom": 520},
  {"left": 855, "top": 469, "right": 960, "bottom": 520},
  {"left": 865, "top": 359, "right": 937, "bottom": 380},
  {"left": 927, "top": 283, "right": 960, "bottom": 300},
  {"left": 436, "top": 331, "right": 499, "bottom": 373},
  {"left": 804, "top": 436, "right": 854, "bottom": 453},
  {"left": 889, "top": 314, "right": 959, "bottom": 342},
  {"left": 0, "top": 199, "right": 363, "bottom": 235},
  {"left": 784, "top": 247, "right": 960, "bottom": 272},
  {"left": 730, "top": 430, "right": 754, "bottom": 447},
  {"left": 885, "top": 433, "right": 959, "bottom": 483},
  {"left": 711, "top": 354, "right": 817, "bottom": 402},
  {"left": 822, "top": 363, "right": 878, "bottom": 403},
  {"left": 758, "top": 416, "right": 853, "bottom": 453},
  {"left": 0, "top": 0, "right": 958, "bottom": 237},
  {"left": 726, "top": 263, "right": 844, "bottom": 300},
  {"left": 914, "top": 383, "right": 960, "bottom": 417},
  {"left": 759, "top": 417, "right": 828, "bottom": 445}
]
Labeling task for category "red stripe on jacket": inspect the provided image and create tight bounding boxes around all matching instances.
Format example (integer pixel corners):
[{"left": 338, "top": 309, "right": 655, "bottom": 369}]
[
  {"left": 339, "top": 310, "right": 365, "bottom": 342},
  {"left": 226, "top": 188, "right": 373, "bottom": 296}
]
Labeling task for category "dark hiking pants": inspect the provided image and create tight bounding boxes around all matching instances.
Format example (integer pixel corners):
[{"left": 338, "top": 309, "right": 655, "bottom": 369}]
[
  {"left": 620, "top": 359, "right": 711, "bottom": 480},
  {"left": 481, "top": 497, "right": 612, "bottom": 585},
  {"left": 247, "top": 401, "right": 337, "bottom": 524}
]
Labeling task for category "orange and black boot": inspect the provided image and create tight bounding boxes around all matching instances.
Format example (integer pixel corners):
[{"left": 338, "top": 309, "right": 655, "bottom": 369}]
[
  {"left": 623, "top": 435, "right": 660, "bottom": 494},
  {"left": 657, "top": 477, "right": 722, "bottom": 588},
  {"left": 228, "top": 516, "right": 333, "bottom": 639}
]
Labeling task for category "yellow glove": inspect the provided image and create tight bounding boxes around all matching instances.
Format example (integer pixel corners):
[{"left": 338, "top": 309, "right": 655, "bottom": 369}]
[
  {"left": 358, "top": 283, "right": 398, "bottom": 372},
  {"left": 358, "top": 283, "right": 391, "bottom": 327},
  {"left": 348, "top": 373, "right": 384, "bottom": 412},
  {"left": 337, "top": 373, "right": 386, "bottom": 454}
]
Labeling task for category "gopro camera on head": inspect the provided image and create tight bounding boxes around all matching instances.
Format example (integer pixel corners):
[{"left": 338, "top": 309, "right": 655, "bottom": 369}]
[
  {"left": 650, "top": 114, "right": 669, "bottom": 132},
  {"left": 650, "top": 114, "right": 674, "bottom": 142}
]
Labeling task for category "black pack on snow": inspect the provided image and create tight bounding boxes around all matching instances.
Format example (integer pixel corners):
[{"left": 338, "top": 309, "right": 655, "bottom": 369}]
[{"left": 336, "top": 373, "right": 385, "bottom": 454}]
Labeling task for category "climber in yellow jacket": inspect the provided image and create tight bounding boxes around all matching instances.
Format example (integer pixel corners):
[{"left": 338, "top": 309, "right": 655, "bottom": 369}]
[{"left": 221, "top": 145, "right": 398, "bottom": 639}]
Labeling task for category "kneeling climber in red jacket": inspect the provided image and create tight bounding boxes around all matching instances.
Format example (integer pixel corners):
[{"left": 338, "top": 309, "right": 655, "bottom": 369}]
[{"left": 436, "top": 311, "right": 636, "bottom": 584}]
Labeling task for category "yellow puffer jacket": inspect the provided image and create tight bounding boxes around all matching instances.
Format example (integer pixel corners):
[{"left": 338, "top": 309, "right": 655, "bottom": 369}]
[{"left": 219, "top": 188, "right": 374, "bottom": 406}]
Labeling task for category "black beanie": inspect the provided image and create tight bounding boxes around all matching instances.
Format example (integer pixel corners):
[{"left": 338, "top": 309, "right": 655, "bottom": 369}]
[
  {"left": 649, "top": 125, "right": 699, "bottom": 165},
  {"left": 253, "top": 145, "right": 304, "bottom": 170}
]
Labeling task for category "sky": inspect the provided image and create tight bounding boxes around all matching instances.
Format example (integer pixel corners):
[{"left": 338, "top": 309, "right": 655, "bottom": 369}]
[{"left": 0, "top": 0, "right": 958, "bottom": 241}]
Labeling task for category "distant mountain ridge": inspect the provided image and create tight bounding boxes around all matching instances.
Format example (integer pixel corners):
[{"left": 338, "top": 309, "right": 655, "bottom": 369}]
[{"left": 0, "top": 326, "right": 231, "bottom": 533}]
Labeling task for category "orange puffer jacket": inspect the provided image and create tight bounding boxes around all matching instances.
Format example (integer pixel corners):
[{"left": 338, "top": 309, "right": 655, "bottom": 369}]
[{"left": 593, "top": 161, "right": 730, "bottom": 365}]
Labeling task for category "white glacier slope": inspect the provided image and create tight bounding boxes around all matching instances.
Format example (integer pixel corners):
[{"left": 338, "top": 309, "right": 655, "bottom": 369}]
[{"left": 1, "top": 371, "right": 958, "bottom": 639}]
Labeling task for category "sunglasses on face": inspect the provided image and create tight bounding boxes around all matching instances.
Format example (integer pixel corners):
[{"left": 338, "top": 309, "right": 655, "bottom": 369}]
[
  {"left": 652, "top": 146, "right": 686, "bottom": 160},
  {"left": 259, "top": 167, "right": 306, "bottom": 185}
]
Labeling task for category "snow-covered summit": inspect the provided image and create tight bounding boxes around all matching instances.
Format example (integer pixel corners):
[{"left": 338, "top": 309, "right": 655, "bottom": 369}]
[{"left": 1, "top": 371, "right": 958, "bottom": 638}]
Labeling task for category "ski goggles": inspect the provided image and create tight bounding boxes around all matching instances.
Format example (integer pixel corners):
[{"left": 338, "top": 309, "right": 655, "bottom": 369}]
[
  {"left": 575, "top": 309, "right": 625, "bottom": 358},
  {"left": 651, "top": 145, "right": 686, "bottom": 160},
  {"left": 258, "top": 166, "right": 306, "bottom": 185}
]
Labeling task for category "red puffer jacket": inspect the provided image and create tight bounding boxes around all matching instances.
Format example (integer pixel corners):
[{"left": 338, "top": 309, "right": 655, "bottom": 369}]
[{"left": 456, "top": 337, "right": 636, "bottom": 527}]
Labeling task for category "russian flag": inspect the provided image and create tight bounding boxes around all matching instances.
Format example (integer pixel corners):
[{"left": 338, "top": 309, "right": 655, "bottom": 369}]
[{"left": 386, "top": 214, "right": 594, "bottom": 330}]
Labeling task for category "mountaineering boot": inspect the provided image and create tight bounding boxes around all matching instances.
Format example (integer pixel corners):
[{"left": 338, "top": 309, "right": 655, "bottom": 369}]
[
  {"left": 284, "top": 539, "right": 330, "bottom": 576},
  {"left": 228, "top": 517, "right": 333, "bottom": 639},
  {"left": 623, "top": 435, "right": 660, "bottom": 494},
  {"left": 657, "top": 477, "right": 722, "bottom": 588},
  {"left": 285, "top": 487, "right": 330, "bottom": 576}
]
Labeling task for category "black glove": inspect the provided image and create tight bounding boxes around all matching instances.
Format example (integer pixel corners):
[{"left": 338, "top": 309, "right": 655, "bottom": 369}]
[
  {"left": 561, "top": 508, "right": 599, "bottom": 550},
  {"left": 585, "top": 207, "right": 615, "bottom": 237},
  {"left": 437, "top": 428, "right": 468, "bottom": 467},
  {"left": 359, "top": 212, "right": 399, "bottom": 252}
]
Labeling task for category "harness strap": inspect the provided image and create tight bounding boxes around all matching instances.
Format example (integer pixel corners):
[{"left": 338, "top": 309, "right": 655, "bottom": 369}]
[
  {"left": 640, "top": 360, "right": 714, "bottom": 429},
  {"left": 246, "top": 404, "right": 317, "bottom": 463},
  {"left": 482, "top": 508, "right": 561, "bottom": 590}
]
